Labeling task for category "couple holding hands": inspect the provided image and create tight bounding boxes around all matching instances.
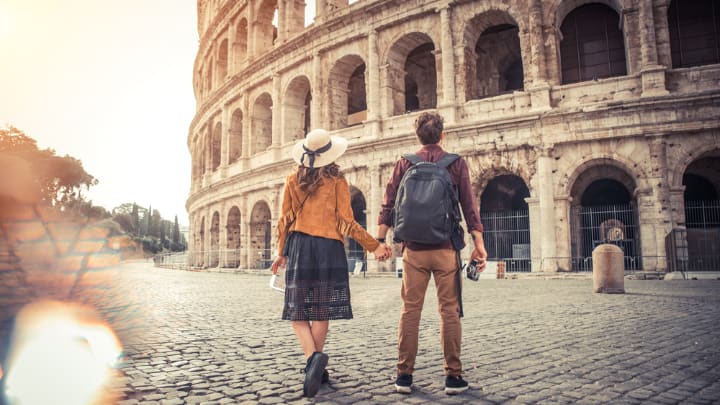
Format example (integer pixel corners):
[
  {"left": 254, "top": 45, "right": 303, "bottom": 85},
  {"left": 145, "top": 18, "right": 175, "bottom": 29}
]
[{"left": 271, "top": 111, "right": 488, "bottom": 398}]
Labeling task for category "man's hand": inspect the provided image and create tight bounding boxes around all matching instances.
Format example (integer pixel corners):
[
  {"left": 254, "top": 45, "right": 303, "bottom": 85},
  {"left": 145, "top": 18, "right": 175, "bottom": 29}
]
[{"left": 470, "top": 231, "right": 487, "bottom": 271}]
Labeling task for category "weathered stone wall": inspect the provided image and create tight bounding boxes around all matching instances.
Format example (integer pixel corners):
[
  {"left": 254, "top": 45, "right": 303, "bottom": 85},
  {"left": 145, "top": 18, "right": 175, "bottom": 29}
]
[{"left": 187, "top": 0, "right": 720, "bottom": 272}]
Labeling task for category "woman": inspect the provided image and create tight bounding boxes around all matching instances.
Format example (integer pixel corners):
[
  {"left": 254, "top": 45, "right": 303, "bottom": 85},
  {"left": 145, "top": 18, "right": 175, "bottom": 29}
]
[{"left": 271, "top": 129, "right": 390, "bottom": 398}]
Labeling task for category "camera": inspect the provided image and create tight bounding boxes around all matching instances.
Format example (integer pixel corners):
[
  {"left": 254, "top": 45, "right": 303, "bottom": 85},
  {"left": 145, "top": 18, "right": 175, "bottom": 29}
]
[{"left": 464, "top": 259, "right": 481, "bottom": 281}]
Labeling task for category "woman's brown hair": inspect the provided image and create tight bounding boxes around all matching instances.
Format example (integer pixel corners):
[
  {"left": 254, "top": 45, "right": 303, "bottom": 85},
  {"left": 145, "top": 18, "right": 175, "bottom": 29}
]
[{"left": 297, "top": 163, "right": 343, "bottom": 194}]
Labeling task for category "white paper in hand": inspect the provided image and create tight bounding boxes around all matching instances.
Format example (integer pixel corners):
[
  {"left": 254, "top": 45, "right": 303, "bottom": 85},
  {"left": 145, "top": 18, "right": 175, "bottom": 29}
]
[{"left": 269, "top": 273, "right": 285, "bottom": 293}]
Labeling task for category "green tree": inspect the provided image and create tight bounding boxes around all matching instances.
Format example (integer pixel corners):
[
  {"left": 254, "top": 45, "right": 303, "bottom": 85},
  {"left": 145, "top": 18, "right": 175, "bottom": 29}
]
[
  {"left": 0, "top": 125, "right": 97, "bottom": 209},
  {"left": 130, "top": 203, "right": 139, "bottom": 234},
  {"left": 172, "top": 215, "right": 181, "bottom": 245}
]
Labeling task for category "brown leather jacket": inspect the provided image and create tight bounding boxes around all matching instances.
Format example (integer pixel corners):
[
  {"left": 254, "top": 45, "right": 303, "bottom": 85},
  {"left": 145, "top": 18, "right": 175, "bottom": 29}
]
[{"left": 276, "top": 170, "right": 380, "bottom": 256}]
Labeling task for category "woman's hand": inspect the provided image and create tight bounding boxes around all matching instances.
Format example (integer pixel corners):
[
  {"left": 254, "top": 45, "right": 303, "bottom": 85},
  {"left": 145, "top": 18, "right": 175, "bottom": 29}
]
[
  {"left": 271, "top": 256, "right": 287, "bottom": 274},
  {"left": 373, "top": 244, "right": 392, "bottom": 261}
]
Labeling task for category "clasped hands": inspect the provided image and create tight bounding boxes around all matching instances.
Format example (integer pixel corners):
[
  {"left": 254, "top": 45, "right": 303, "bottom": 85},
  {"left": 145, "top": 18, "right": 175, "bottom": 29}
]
[{"left": 373, "top": 243, "right": 392, "bottom": 261}]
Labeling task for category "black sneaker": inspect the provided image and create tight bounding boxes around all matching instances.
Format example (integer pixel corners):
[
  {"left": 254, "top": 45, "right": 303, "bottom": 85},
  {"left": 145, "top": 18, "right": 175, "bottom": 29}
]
[
  {"left": 444, "top": 375, "right": 469, "bottom": 395},
  {"left": 395, "top": 374, "right": 413, "bottom": 394},
  {"left": 303, "top": 352, "right": 329, "bottom": 397},
  {"left": 321, "top": 369, "right": 329, "bottom": 384}
]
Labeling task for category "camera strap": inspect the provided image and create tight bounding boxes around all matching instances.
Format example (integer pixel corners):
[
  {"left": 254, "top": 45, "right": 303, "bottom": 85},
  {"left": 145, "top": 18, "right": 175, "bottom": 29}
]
[{"left": 455, "top": 249, "right": 464, "bottom": 318}]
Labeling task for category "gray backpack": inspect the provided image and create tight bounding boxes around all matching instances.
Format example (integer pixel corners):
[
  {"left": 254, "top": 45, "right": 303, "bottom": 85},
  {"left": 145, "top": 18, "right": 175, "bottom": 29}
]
[{"left": 392, "top": 153, "right": 461, "bottom": 244}]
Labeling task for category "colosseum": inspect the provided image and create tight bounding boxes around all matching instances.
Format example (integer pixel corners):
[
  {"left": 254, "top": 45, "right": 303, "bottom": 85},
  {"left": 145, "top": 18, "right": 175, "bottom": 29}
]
[{"left": 186, "top": 0, "right": 720, "bottom": 275}]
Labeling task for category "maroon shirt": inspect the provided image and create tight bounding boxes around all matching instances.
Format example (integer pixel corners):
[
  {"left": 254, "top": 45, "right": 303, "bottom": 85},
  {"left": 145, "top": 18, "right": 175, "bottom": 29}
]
[{"left": 378, "top": 144, "right": 483, "bottom": 250}]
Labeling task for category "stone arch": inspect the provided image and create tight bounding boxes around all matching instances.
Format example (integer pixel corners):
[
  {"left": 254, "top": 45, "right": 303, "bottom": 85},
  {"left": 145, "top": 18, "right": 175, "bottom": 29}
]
[
  {"left": 462, "top": 10, "right": 525, "bottom": 101},
  {"left": 234, "top": 18, "right": 248, "bottom": 71},
  {"left": 229, "top": 109, "right": 243, "bottom": 164},
  {"left": 385, "top": 32, "right": 438, "bottom": 115},
  {"left": 251, "top": 92, "right": 273, "bottom": 154},
  {"left": 466, "top": 150, "right": 537, "bottom": 200},
  {"left": 479, "top": 174, "right": 532, "bottom": 271},
  {"left": 226, "top": 206, "right": 241, "bottom": 267},
  {"left": 671, "top": 141, "right": 720, "bottom": 189},
  {"left": 668, "top": 0, "right": 720, "bottom": 69},
  {"left": 217, "top": 38, "right": 228, "bottom": 84},
  {"left": 209, "top": 211, "right": 220, "bottom": 267},
  {"left": 255, "top": 0, "right": 278, "bottom": 52},
  {"left": 560, "top": 153, "right": 647, "bottom": 198},
  {"left": 328, "top": 54, "right": 367, "bottom": 130},
  {"left": 212, "top": 121, "right": 222, "bottom": 171},
  {"left": 566, "top": 158, "right": 642, "bottom": 270},
  {"left": 553, "top": 0, "right": 624, "bottom": 27},
  {"left": 558, "top": 2, "right": 627, "bottom": 84},
  {"left": 283, "top": 75, "right": 312, "bottom": 143},
  {"left": 250, "top": 201, "right": 272, "bottom": 269}
]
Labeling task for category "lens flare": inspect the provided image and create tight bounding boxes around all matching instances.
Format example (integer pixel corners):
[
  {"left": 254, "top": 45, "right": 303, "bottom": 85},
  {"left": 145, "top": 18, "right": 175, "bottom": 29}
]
[{"left": 2, "top": 300, "right": 122, "bottom": 405}]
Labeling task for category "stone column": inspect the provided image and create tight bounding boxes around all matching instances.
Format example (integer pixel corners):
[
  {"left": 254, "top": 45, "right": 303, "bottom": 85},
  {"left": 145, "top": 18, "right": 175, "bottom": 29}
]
[
  {"left": 316, "top": 0, "right": 328, "bottom": 23},
  {"left": 639, "top": 0, "right": 669, "bottom": 97},
  {"left": 646, "top": 137, "right": 672, "bottom": 271},
  {"left": 219, "top": 201, "right": 227, "bottom": 268},
  {"left": 438, "top": 6, "right": 457, "bottom": 123},
  {"left": 538, "top": 146, "right": 558, "bottom": 271},
  {"left": 277, "top": 1, "right": 287, "bottom": 43},
  {"left": 312, "top": 52, "right": 323, "bottom": 130},
  {"left": 525, "top": 197, "right": 541, "bottom": 272},
  {"left": 528, "top": 0, "right": 551, "bottom": 111},
  {"left": 271, "top": 73, "right": 282, "bottom": 160},
  {"left": 220, "top": 105, "right": 230, "bottom": 174},
  {"left": 247, "top": 4, "right": 256, "bottom": 60},
  {"left": 554, "top": 196, "right": 573, "bottom": 271},
  {"left": 228, "top": 20, "right": 238, "bottom": 75},
  {"left": 240, "top": 196, "right": 249, "bottom": 269},
  {"left": 366, "top": 30, "right": 381, "bottom": 138},
  {"left": 241, "top": 93, "right": 250, "bottom": 171}
]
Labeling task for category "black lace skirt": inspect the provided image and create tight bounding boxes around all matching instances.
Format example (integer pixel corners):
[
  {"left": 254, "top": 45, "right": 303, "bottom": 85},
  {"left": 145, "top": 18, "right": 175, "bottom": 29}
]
[{"left": 282, "top": 232, "right": 353, "bottom": 321}]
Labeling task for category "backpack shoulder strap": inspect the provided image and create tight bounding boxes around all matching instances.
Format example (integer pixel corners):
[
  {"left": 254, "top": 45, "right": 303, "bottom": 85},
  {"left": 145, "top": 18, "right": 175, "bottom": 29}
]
[
  {"left": 402, "top": 153, "right": 423, "bottom": 166},
  {"left": 436, "top": 153, "right": 460, "bottom": 169}
]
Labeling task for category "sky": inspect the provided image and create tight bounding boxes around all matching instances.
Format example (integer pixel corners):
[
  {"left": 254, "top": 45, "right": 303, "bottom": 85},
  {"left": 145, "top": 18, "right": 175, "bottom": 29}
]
[
  {"left": 0, "top": 1, "right": 326, "bottom": 226},
  {"left": 0, "top": 0, "right": 199, "bottom": 225}
]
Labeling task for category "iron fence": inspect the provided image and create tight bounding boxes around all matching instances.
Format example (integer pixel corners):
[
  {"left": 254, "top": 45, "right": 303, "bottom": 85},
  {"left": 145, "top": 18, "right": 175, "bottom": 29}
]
[
  {"left": 480, "top": 209, "right": 531, "bottom": 272},
  {"left": 570, "top": 203, "right": 642, "bottom": 271}
]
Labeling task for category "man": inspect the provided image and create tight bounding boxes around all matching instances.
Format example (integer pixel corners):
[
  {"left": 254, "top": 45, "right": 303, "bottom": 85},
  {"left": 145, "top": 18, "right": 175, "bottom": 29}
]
[{"left": 377, "top": 111, "right": 487, "bottom": 395}]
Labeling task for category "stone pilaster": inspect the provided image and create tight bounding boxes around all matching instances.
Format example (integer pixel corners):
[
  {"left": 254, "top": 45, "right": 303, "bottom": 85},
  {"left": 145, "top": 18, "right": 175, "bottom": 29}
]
[
  {"left": 538, "top": 146, "right": 558, "bottom": 271},
  {"left": 438, "top": 5, "right": 456, "bottom": 123},
  {"left": 366, "top": 30, "right": 381, "bottom": 138},
  {"left": 639, "top": 0, "right": 669, "bottom": 97},
  {"left": 271, "top": 73, "right": 282, "bottom": 160},
  {"left": 312, "top": 52, "right": 323, "bottom": 130}
]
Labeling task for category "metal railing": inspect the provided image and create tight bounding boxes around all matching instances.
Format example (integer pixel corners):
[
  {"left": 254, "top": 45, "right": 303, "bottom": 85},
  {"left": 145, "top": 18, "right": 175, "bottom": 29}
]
[{"left": 481, "top": 209, "right": 531, "bottom": 272}]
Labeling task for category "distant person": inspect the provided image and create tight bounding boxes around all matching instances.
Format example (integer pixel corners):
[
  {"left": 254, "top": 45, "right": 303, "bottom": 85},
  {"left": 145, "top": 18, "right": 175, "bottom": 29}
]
[
  {"left": 376, "top": 111, "right": 487, "bottom": 395},
  {"left": 271, "top": 129, "right": 391, "bottom": 398}
]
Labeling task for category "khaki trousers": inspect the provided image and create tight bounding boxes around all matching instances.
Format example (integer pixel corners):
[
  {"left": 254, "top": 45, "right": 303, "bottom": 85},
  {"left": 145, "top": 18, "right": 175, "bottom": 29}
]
[{"left": 397, "top": 248, "right": 462, "bottom": 377}]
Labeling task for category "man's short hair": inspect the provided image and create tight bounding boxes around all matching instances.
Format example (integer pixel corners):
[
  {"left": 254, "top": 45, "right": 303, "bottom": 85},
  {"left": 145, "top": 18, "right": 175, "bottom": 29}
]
[{"left": 414, "top": 112, "right": 444, "bottom": 145}]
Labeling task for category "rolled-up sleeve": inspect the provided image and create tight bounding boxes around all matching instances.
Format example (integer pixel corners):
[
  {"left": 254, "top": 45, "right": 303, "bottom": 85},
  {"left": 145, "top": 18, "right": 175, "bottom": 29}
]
[
  {"left": 378, "top": 159, "right": 408, "bottom": 227},
  {"left": 455, "top": 158, "right": 483, "bottom": 233}
]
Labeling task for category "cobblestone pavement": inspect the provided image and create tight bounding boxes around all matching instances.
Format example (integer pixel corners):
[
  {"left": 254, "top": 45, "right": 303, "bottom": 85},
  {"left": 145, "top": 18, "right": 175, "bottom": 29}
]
[{"left": 82, "top": 262, "right": 720, "bottom": 405}]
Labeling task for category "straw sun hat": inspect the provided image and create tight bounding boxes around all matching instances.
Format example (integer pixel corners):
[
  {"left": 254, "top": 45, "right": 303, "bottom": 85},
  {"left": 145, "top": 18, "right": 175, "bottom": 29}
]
[{"left": 292, "top": 129, "right": 348, "bottom": 168}]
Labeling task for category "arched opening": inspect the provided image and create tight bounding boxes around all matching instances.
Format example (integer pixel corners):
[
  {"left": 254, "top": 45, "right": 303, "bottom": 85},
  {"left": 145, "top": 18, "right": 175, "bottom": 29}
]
[
  {"left": 560, "top": 3, "right": 627, "bottom": 84},
  {"left": 682, "top": 154, "right": 720, "bottom": 271},
  {"left": 217, "top": 38, "right": 228, "bottom": 83},
  {"left": 668, "top": 0, "right": 720, "bottom": 68},
  {"left": 226, "top": 206, "right": 241, "bottom": 268},
  {"left": 284, "top": 76, "right": 312, "bottom": 143},
  {"left": 205, "top": 124, "right": 213, "bottom": 173},
  {"left": 328, "top": 55, "right": 367, "bottom": 130},
  {"left": 469, "top": 20, "right": 524, "bottom": 100},
  {"left": 256, "top": 0, "right": 278, "bottom": 51},
  {"left": 210, "top": 211, "right": 220, "bottom": 267},
  {"left": 250, "top": 201, "right": 272, "bottom": 269},
  {"left": 234, "top": 19, "right": 248, "bottom": 70},
  {"left": 387, "top": 33, "right": 437, "bottom": 116},
  {"left": 251, "top": 93, "right": 273, "bottom": 154},
  {"left": 569, "top": 164, "right": 641, "bottom": 271},
  {"left": 229, "top": 109, "right": 243, "bottom": 164},
  {"left": 479, "top": 175, "right": 531, "bottom": 272},
  {"left": 347, "top": 187, "right": 367, "bottom": 273},
  {"left": 212, "top": 122, "right": 222, "bottom": 171}
]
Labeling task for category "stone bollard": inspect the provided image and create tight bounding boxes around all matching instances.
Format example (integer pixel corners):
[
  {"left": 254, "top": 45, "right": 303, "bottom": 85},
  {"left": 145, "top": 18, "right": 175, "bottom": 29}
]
[{"left": 592, "top": 244, "right": 625, "bottom": 293}]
